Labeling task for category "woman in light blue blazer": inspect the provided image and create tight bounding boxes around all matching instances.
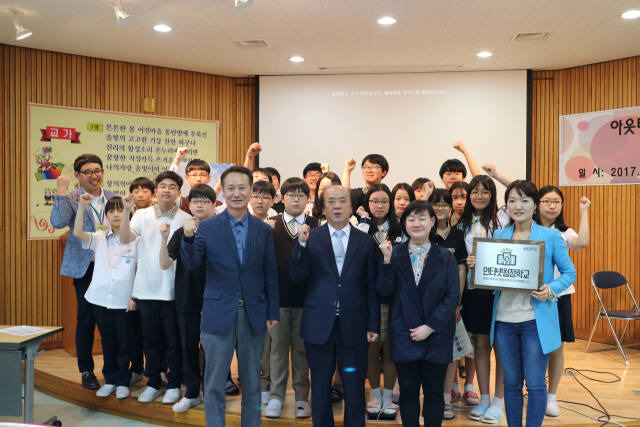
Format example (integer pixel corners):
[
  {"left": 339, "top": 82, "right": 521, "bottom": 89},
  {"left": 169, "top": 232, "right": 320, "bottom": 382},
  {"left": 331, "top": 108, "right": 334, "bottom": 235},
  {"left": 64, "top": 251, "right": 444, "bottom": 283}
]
[{"left": 468, "top": 180, "right": 576, "bottom": 427}]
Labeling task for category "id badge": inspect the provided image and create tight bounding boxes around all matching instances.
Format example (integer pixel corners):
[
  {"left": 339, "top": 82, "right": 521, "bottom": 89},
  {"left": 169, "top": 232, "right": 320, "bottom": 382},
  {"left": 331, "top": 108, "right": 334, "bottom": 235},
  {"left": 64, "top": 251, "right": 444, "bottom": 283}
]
[{"left": 96, "top": 224, "right": 109, "bottom": 232}]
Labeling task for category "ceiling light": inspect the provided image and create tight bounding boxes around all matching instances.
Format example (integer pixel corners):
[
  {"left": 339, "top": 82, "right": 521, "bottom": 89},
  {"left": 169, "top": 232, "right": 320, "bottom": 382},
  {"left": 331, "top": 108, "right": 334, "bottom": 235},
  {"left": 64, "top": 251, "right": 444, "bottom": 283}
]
[
  {"left": 377, "top": 16, "right": 397, "bottom": 26},
  {"left": 289, "top": 56, "right": 304, "bottom": 63},
  {"left": 13, "top": 21, "right": 32, "bottom": 41},
  {"left": 235, "top": 0, "right": 253, "bottom": 10},
  {"left": 476, "top": 50, "right": 493, "bottom": 58},
  {"left": 621, "top": 9, "right": 640, "bottom": 19},
  {"left": 153, "top": 23, "right": 172, "bottom": 33},
  {"left": 112, "top": 1, "right": 131, "bottom": 26}
]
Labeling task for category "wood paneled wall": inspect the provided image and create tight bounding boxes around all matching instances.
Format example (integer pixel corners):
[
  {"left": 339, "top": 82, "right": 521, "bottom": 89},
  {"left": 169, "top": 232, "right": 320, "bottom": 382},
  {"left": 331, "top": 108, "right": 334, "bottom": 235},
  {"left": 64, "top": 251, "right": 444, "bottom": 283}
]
[
  {"left": 531, "top": 56, "right": 640, "bottom": 343},
  {"left": 0, "top": 44, "right": 255, "bottom": 347}
]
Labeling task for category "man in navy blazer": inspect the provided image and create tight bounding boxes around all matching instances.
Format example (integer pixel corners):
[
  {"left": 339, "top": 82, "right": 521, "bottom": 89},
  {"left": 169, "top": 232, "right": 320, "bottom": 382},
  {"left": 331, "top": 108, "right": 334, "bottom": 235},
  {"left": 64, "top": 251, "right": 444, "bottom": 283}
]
[
  {"left": 181, "top": 166, "right": 279, "bottom": 427},
  {"left": 290, "top": 185, "right": 380, "bottom": 427},
  {"left": 50, "top": 153, "right": 114, "bottom": 390}
]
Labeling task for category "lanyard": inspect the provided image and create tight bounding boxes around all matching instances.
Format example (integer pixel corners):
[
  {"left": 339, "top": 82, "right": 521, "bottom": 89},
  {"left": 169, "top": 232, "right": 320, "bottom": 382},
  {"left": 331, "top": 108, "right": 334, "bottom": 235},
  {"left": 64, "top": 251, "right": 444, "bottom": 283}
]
[
  {"left": 89, "top": 197, "right": 105, "bottom": 225},
  {"left": 472, "top": 214, "right": 485, "bottom": 238}
]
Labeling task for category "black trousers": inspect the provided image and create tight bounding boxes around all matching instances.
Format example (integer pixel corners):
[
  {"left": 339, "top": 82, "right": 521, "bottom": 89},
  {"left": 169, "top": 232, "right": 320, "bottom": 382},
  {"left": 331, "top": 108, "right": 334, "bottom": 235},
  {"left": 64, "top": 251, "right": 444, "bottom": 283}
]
[
  {"left": 138, "top": 300, "right": 182, "bottom": 389},
  {"left": 305, "top": 317, "right": 368, "bottom": 427},
  {"left": 73, "top": 262, "right": 96, "bottom": 373},
  {"left": 92, "top": 305, "right": 132, "bottom": 386},
  {"left": 177, "top": 312, "right": 202, "bottom": 398},
  {"left": 126, "top": 309, "right": 145, "bottom": 375},
  {"left": 395, "top": 360, "right": 448, "bottom": 427}
]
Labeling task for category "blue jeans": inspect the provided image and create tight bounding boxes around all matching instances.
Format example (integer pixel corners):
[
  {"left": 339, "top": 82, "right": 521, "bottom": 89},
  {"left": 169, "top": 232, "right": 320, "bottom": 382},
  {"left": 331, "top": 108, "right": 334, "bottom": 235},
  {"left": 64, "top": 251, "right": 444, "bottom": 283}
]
[{"left": 495, "top": 320, "right": 548, "bottom": 427}]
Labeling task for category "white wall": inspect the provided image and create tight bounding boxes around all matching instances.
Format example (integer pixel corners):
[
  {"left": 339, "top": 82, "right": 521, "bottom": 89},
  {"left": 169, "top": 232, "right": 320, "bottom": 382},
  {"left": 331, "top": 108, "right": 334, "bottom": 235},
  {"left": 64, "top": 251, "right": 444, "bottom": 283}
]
[{"left": 259, "top": 71, "right": 527, "bottom": 201}]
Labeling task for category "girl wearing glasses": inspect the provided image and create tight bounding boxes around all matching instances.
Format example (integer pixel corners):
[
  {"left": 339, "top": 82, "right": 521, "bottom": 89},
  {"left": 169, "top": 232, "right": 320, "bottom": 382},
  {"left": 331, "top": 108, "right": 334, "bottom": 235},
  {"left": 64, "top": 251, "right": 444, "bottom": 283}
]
[
  {"left": 356, "top": 184, "right": 403, "bottom": 419},
  {"left": 460, "top": 175, "right": 510, "bottom": 424},
  {"left": 535, "top": 186, "right": 591, "bottom": 417}
]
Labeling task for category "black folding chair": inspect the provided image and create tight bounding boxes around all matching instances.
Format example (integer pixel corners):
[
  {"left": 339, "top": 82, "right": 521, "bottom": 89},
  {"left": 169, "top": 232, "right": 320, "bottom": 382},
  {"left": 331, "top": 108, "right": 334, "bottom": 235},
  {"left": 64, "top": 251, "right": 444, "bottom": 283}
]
[{"left": 586, "top": 271, "right": 640, "bottom": 365}]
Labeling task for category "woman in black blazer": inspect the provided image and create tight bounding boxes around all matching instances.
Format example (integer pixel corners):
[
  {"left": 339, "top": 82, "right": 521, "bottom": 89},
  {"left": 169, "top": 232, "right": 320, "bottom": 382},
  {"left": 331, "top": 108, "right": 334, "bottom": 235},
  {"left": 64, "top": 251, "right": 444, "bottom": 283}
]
[{"left": 378, "top": 200, "right": 460, "bottom": 427}]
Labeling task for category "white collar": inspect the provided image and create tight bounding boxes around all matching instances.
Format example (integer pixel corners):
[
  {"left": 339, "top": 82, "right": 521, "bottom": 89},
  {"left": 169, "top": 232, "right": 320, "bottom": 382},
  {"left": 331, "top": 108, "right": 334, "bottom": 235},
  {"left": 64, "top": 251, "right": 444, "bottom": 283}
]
[
  {"left": 328, "top": 222, "right": 351, "bottom": 238},
  {"left": 283, "top": 211, "right": 306, "bottom": 225}
]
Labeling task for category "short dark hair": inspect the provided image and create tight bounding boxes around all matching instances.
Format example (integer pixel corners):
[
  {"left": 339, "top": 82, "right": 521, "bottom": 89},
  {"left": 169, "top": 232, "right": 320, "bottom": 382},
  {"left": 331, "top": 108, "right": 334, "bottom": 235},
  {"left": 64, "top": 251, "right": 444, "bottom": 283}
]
[
  {"left": 252, "top": 180, "right": 276, "bottom": 198},
  {"left": 253, "top": 168, "right": 273, "bottom": 183},
  {"left": 361, "top": 154, "right": 389, "bottom": 173},
  {"left": 400, "top": 200, "right": 436, "bottom": 237},
  {"left": 185, "top": 159, "right": 210, "bottom": 175},
  {"left": 188, "top": 184, "right": 216, "bottom": 203},
  {"left": 303, "top": 162, "right": 322, "bottom": 178},
  {"left": 264, "top": 167, "right": 280, "bottom": 182},
  {"left": 428, "top": 188, "right": 452, "bottom": 206},
  {"left": 280, "top": 177, "right": 310, "bottom": 197},
  {"left": 439, "top": 159, "right": 467, "bottom": 179},
  {"left": 74, "top": 154, "right": 103, "bottom": 172},
  {"left": 221, "top": 166, "right": 253, "bottom": 187},
  {"left": 504, "top": 180, "right": 538, "bottom": 205},
  {"left": 129, "top": 177, "right": 155, "bottom": 194},
  {"left": 154, "top": 170, "right": 183, "bottom": 188},
  {"left": 411, "top": 177, "right": 431, "bottom": 190},
  {"left": 105, "top": 196, "right": 124, "bottom": 214},
  {"left": 449, "top": 181, "right": 469, "bottom": 195}
]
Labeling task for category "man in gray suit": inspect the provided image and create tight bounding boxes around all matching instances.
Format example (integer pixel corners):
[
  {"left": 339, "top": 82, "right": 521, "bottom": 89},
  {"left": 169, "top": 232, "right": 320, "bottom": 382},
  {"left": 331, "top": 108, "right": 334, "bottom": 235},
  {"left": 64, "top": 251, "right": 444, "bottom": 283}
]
[
  {"left": 50, "top": 153, "right": 114, "bottom": 390},
  {"left": 181, "top": 166, "right": 279, "bottom": 426}
]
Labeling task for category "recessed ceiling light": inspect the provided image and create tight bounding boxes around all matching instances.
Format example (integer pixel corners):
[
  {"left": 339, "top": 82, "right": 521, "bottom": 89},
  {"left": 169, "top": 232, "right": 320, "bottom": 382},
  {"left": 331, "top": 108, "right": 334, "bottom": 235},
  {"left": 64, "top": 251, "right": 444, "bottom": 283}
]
[
  {"left": 621, "top": 9, "right": 640, "bottom": 19},
  {"left": 153, "top": 23, "right": 172, "bottom": 33},
  {"left": 477, "top": 50, "right": 493, "bottom": 58},
  {"left": 377, "top": 16, "right": 397, "bottom": 26},
  {"left": 289, "top": 56, "right": 305, "bottom": 63}
]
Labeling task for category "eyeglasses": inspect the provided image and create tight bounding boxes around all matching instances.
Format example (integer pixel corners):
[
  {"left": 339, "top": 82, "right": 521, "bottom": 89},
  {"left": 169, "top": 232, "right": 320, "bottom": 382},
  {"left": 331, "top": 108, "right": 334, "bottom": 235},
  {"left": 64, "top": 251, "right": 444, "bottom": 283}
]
[
  {"left": 369, "top": 199, "right": 389, "bottom": 206},
  {"left": 251, "top": 195, "right": 273, "bottom": 202},
  {"left": 157, "top": 184, "right": 179, "bottom": 191},
  {"left": 187, "top": 173, "right": 209, "bottom": 178},
  {"left": 362, "top": 165, "right": 382, "bottom": 171},
  {"left": 190, "top": 199, "right": 212, "bottom": 206},
  {"left": 470, "top": 190, "right": 491, "bottom": 197},
  {"left": 79, "top": 169, "right": 104, "bottom": 177},
  {"left": 433, "top": 203, "right": 451, "bottom": 210},
  {"left": 539, "top": 199, "right": 562, "bottom": 206},
  {"left": 284, "top": 193, "right": 307, "bottom": 200},
  {"left": 305, "top": 173, "right": 322, "bottom": 180}
]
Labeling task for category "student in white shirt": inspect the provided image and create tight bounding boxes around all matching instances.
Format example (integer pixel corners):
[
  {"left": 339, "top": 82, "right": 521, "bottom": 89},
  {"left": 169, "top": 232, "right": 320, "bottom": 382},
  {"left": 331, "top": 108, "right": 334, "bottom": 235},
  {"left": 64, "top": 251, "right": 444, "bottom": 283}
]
[
  {"left": 119, "top": 171, "right": 192, "bottom": 405},
  {"left": 73, "top": 194, "right": 138, "bottom": 399},
  {"left": 535, "top": 186, "right": 591, "bottom": 417}
]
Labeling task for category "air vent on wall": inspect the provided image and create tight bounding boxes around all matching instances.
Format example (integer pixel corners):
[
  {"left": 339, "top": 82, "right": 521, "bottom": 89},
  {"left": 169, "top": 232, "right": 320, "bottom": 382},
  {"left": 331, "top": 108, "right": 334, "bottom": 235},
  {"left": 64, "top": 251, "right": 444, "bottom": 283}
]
[
  {"left": 512, "top": 32, "right": 551, "bottom": 42},
  {"left": 234, "top": 40, "right": 271, "bottom": 48}
]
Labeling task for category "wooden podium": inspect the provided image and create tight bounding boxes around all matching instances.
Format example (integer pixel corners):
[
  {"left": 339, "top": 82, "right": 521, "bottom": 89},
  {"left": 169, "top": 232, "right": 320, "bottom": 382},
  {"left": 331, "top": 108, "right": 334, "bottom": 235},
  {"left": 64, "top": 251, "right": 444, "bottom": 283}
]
[{"left": 59, "top": 233, "right": 102, "bottom": 357}]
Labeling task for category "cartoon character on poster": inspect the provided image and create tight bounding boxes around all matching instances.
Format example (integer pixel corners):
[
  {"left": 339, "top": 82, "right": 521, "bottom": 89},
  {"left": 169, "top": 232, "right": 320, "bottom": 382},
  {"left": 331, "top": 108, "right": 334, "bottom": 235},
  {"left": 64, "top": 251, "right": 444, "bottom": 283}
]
[
  {"left": 44, "top": 188, "right": 54, "bottom": 206},
  {"left": 34, "top": 146, "right": 64, "bottom": 181}
]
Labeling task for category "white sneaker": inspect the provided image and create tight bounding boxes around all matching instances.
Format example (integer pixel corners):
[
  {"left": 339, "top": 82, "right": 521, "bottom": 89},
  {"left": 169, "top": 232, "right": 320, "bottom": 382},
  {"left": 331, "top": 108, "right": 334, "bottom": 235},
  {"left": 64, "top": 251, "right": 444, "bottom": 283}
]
[
  {"left": 546, "top": 396, "right": 560, "bottom": 417},
  {"left": 162, "top": 387, "right": 181, "bottom": 404},
  {"left": 138, "top": 386, "right": 162, "bottom": 403},
  {"left": 173, "top": 396, "right": 202, "bottom": 413},
  {"left": 116, "top": 386, "right": 130, "bottom": 399},
  {"left": 295, "top": 400, "right": 311, "bottom": 418},
  {"left": 129, "top": 372, "right": 143, "bottom": 386},
  {"left": 261, "top": 391, "right": 271, "bottom": 405},
  {"left": 264, "top": 399, "right": 283, "bottom": 418},
  {"left": 96, "top": 384, "right": 115, "bottom": 397}
]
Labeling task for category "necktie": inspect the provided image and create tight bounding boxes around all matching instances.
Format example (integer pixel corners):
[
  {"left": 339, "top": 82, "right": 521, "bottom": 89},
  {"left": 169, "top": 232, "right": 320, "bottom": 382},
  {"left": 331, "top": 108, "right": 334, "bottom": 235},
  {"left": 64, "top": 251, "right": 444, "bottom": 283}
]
[
  {"left": 333, "top": 230, "right": 345, "bottom": 258},
  {"left": 287, "top": 218, "right": 298, "bottom": 236}
]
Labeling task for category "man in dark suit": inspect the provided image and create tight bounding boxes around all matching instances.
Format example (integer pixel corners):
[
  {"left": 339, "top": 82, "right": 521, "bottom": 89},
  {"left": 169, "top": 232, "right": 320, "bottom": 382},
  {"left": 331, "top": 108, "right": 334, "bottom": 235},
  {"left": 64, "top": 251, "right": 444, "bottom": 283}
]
[
  {"left": 50, "top": 153, "right": 115, "bottom": 389},
  {"left": 181, "top": 166, "right": 279, "bottom": 427},
  {"left": 290, "top": 185, "right": 380, "bottom": 427}
]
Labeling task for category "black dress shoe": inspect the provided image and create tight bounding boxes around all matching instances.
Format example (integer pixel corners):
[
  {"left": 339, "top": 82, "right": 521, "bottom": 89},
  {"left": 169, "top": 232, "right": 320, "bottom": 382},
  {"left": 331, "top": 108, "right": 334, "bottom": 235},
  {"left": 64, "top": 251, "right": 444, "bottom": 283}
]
[{"left": 81, "top": 371, "right": 100, "bottom": 390}]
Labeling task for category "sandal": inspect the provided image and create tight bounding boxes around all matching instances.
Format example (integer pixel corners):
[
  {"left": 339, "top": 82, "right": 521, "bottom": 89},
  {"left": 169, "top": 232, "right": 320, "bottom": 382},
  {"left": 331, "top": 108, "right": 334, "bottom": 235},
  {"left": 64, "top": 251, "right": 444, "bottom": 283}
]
[
  {"left": 480, "top": 405, "right": 502, "bottom": 424},
  {"left": 468, "top": 404, "right": 487, "bottom": 421},
  {"left": 382, "top": 401, "right": 398, "bottom": 416},
  {"left": 443, "top": 403, "right": 455, "bottom": 420},
  {"left": 464, "top": 390, "right": 480, "bottom": 406}
]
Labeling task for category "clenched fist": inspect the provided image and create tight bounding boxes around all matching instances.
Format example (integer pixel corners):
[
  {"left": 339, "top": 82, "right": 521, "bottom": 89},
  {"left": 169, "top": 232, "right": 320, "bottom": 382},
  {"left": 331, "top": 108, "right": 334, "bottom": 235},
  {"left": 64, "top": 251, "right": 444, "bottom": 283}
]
[
  {"left": 183, "top": 217, "right": 198, "bottom": 237},
  {"left": 79, "top": 193, "right": 93, "bottom": 208},
  {"left": 247, "top": 142, "right": 262, "bottom": 157},
  {"left": 159, "top": 222, "right": 170, "bottom": 240},
  {"left": 453, "top": 140, "right": 467, "bottom": 153},
  {"left": 356, "top": 205, "right": 370, "bottom": 219},
  {"left": 379, "top": 240, "right": 392, "bottom": 264},
  {"left": 123, "top": 193, "right": 135, "bottom": 211},
  {"left": 579, "top": 196, "right": 591, "bottom": 212},
  {"left": 57, "top": 175, "right": 71, "bottom": 195},
  {"left": 298, "top": 224, "right": 310, "bottom": 243},
  {"left": 344, "top": 157, "right": 356, "bottom": 172}
]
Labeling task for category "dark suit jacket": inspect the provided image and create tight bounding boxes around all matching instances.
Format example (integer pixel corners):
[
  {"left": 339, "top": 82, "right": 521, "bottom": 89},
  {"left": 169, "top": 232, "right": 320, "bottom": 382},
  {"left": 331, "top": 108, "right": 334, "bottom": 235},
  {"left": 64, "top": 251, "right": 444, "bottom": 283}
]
[
  {"left": 290, "top": 223, "right": 380, "bottom": 346},
  {"left": 181, "top": 210, "right": 279, "bottom": 335},
  {"left": 378, "top": 242, "right": 460, "bottom": 364}
]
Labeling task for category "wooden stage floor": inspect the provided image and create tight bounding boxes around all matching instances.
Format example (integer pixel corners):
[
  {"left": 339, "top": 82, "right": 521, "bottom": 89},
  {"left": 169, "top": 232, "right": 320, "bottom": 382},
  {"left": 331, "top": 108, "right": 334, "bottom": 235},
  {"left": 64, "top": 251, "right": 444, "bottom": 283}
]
[{"left": 33, "top": 340, "right": 640, "bottom": 426}]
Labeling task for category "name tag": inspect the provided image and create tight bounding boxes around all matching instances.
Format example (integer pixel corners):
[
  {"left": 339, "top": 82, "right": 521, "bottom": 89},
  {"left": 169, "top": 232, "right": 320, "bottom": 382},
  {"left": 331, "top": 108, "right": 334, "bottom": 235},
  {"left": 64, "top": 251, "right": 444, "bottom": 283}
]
[{"left": 96, "top": 225, "right": 109, "bottom": 232}]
